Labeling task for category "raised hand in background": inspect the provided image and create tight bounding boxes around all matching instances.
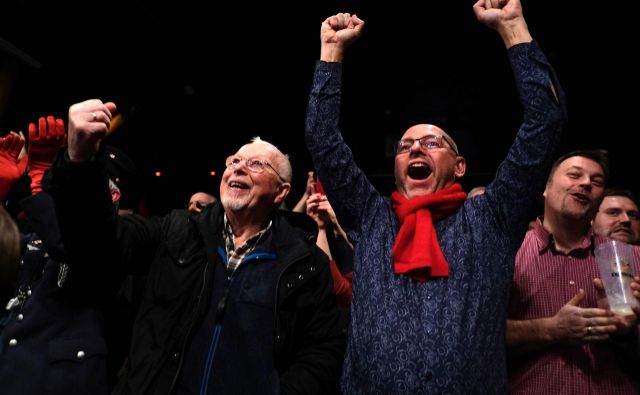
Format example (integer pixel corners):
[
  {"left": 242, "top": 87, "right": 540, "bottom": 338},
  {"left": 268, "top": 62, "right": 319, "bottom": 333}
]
[
  {"left": 0, "top": 131, "right": 27, "bottom": 202},
  {"left": 28, "top": 116, "right": 66, "bottom": 194}
]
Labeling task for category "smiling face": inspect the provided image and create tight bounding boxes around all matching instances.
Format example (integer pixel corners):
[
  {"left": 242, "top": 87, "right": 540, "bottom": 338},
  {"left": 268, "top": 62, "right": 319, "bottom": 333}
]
[
  {"left": 543, "top": 156, "right": 606, "bottom": 223},
  {"left": 394, "top": 124, "right": 466, "bottom": 199},
  {"left": 220, "top": 142, "right": 290, "bottom": 216},
  {"left": 593, "top": 195, "right": 640, "bottom": 243}
]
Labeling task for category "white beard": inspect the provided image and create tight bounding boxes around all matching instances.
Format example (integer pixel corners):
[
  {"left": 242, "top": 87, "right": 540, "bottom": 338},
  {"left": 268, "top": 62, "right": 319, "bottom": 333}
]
[{"left": 221, "top": 194, "right": 250, "bottom": 211}]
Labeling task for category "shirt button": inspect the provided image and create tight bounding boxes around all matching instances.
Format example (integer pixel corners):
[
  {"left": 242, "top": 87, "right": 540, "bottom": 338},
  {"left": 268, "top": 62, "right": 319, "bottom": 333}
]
[
  {"left": 77, "top": 350, "right": 85, "bottom": 359},
  {"left": 569, "top": 280, "right": 575, "bottom": 286},
  {"left": 173, "top": 352, "right": 180, "bottom": 358},
  {"left": 426, "top": 294, "right": 432, "bottom": 300},
  {"left": 298, "top": 275, "right": 304, "bottom": 280},
  {"left": 17, "top": 314, "right": 24, "bottom": 321},
  {"left": 287, "top": 283, "right": 292, "bottom": 288},
  {"left": 27, "top": 290, "right": 32, "bottom": 296},
  {"left": 9, "top": 339, "right": 17, "bottom": 347}
]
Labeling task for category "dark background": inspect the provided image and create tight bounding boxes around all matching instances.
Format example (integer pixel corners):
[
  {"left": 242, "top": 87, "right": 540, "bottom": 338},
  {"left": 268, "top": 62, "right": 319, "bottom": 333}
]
[{"left": 1, "top": 1, "right": 637, "bottom": 215}]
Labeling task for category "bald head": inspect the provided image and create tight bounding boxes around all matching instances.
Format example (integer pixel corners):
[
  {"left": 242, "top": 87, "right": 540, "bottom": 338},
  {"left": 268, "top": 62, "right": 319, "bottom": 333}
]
[{"left": 189, "top": 192, "right": 217, "bottom": 213}]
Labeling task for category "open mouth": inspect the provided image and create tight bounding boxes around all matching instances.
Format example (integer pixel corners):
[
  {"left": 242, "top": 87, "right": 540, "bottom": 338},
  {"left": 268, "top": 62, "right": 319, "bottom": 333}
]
[
  {"left": 229, "top": 181, "right": 249, "bottom": 190},
  {"left": 408, "top": 163, "right": 431, "bottom": 180},
  {"left": 571, "top": 192, "right": 589, "bottom": 204}
]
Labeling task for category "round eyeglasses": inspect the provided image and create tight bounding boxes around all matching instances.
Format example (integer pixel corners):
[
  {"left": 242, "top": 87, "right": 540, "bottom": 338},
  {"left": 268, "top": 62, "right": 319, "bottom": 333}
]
[
  {"left": 396, "top": 133, "right": 459, "bottom": 155},
  {"left": 225, "top": 156, "right": 286, "bottom": 182}
]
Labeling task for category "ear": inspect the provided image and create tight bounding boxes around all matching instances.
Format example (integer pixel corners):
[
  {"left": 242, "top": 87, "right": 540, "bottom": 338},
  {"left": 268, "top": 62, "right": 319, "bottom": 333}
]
[
  {"left": 454, "top": 156, "right": 466, "bottom": 179},
  {"left": 273, "top": 182, "right": 291, "bottom": 206},
  {"left": 543, "top": 181, "right": 550, "bottom": 199}
]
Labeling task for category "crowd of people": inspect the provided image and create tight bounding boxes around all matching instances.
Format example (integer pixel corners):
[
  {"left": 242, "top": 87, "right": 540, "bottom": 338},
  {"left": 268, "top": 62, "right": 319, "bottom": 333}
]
[{"left": 1, "top": 0, "right": 639, "bottom": 394}]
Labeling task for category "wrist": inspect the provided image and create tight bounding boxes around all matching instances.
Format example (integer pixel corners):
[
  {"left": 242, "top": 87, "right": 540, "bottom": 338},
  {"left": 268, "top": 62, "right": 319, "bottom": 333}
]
[
  {"left": 498, "top": 20, "right": 532, "bottom": 48},
  {"left": 29, "top": 168, "right": 45, "bottom": 195},
  {"left": 542, "top": 317, "right": 557, "bottom": 343},
  {"left": 320, "top": 45, "right": 344, "bottom": 63}
]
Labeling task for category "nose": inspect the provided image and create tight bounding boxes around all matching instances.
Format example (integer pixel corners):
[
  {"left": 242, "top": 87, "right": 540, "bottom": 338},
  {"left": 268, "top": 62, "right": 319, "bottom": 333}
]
[
  {"left": 619, "top": 212, "right": 631, "bottom": 223},
  {"left": 228, "top": 161, "right": 249, "bottom": 175},
  {"left": 409, "top": 140, "right": 425, "bottom": 155},
  {"left": 577, "top": 176, "right": 592, "bottom": 191}
]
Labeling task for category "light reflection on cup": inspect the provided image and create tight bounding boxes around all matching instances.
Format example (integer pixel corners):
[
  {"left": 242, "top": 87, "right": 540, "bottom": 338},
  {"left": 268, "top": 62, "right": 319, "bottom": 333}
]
[{"left": 595, "top": 240, "right": 638, "bottom": 315}]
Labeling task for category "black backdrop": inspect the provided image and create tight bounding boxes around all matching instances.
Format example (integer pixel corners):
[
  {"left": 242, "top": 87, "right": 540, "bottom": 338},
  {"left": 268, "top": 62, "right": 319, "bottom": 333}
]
[{"left": 2, "top": 1, "right": 637, "bottom": 214}]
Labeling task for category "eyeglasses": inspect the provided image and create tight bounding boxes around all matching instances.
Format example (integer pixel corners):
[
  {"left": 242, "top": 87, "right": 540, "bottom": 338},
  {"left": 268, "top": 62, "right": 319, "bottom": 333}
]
[
  {"left": 225, "top": 156, "right": 286, "bottom": 182},
  {"left": 396, "top": 133, "right": 459, "bottom": 155}
]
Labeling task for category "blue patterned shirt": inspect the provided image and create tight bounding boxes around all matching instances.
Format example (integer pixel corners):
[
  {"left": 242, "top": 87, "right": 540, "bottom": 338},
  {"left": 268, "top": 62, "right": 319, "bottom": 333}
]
[{"left": 305, "top": 42, "right": 566, "bottom": 394}]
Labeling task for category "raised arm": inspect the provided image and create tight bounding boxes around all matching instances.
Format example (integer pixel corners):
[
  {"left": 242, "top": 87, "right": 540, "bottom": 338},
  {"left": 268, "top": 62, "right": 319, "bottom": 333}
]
[
  {"left": 0, "top": 132, "right": 26, "bottom": 203},
  {"left": 27, "top": 116, "right": 66, "bottom": 195},
  {"left": 320, "top": 13, "right": 364, "bottom": 63},
  {"left": 67, "top": 99, "right": 117, "bottom": 162},
  {"left": 469, "top": 0, "right": 566, "bottom": 244},
  {"left": 473, "top": 0, "right": 532, "bottom": 48},
  {"left": 47, "top": 99, "right": 160, "bottom": 280},
  {"left": 306, "top": 13, "right": 379, "bottom": 240},
  {"left": 291, "top": 171, "right": 316, "bottom": 213}
]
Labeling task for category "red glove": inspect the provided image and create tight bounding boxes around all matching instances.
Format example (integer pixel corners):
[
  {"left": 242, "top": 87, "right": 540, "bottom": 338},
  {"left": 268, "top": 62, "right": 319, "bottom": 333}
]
[
  {"left": 0, "top": 132, "right": 27, "bottom": 202},
  {"left": 28, "top": 116, "right": 66, "bottom": 195}
]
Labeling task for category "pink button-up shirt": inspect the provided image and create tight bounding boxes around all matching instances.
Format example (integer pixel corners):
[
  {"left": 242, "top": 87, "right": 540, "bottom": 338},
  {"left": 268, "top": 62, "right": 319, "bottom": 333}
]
[{"left": 508, "top": 220, "right": 640, "bottom": 394}]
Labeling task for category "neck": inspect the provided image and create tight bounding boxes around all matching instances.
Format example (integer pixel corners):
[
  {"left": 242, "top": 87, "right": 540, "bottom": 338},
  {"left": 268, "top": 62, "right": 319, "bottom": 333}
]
[
  {"left": 225, "top": 209, "right": 271, "bottom": 247},
  {"left": 542, "top": 212, "right": 591, "bottom": 253}
]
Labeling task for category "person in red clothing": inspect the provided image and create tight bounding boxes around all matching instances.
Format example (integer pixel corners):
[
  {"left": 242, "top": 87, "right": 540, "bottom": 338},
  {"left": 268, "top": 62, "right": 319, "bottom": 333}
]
[{"left": 306, "top": 181, "right": 353, "bottom": 307}]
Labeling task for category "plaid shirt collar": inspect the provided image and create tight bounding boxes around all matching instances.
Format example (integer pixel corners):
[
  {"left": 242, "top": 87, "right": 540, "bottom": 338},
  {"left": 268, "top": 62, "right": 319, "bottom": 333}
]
[{"left": 223, "top": 214, "right": 272, "bottom": 276}]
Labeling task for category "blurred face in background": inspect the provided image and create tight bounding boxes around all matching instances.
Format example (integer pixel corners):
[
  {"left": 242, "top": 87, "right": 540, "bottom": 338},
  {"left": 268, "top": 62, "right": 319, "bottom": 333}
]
[
  {"left": 593, "top": 195, "right": 640, "bottom": 243},
  {"left": 188, "top": 192, "right": 216, "bottom": 213}
]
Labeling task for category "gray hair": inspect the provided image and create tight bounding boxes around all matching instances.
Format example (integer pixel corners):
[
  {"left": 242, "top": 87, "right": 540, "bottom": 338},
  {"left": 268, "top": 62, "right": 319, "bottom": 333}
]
[{"left": 250, "top": 136, "right": 292, "bottom": 183}]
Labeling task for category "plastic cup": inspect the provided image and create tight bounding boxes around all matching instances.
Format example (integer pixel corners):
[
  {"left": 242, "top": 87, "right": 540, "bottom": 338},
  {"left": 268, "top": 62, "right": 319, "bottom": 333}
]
[{"left": 595, "top": 239, "right": 638, "bottom": 315}]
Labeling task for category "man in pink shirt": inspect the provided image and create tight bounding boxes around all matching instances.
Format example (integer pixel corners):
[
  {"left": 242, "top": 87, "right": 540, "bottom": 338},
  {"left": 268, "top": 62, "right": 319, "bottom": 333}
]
[{"left": 507, "top": 150, "right": 640, "bottom": 394}]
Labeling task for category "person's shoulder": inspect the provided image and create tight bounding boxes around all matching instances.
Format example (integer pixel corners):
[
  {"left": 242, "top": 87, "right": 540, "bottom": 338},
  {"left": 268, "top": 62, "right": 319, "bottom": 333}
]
[{"left": 273, "top": 210, "right": 318, "bottom": 244}]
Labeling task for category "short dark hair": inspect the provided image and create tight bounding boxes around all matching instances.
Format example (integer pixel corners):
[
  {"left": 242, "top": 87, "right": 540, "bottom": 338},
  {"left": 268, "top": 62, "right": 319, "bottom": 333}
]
[
  {"left": 548, "top": 149, "right": 609, "bottom": 184},
  {"left": 602, "top": 188, "right": 639, "bottom": 208}
]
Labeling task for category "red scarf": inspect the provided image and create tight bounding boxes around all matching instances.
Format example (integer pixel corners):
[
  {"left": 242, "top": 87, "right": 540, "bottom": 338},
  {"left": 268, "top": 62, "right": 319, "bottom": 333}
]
[{"left": 391, "top": 183, "right": 466, "bottom": 282}]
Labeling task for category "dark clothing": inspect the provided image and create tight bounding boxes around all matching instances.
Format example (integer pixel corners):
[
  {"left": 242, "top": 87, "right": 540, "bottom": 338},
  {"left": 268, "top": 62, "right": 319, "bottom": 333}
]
[
  {"left": 47, "top": 158, "right": 346, "bottom": 395},
  {"left": 0, "top": 192, "right": 110, "bottom": 395},
  {"left": 305, "top": 42, "right": 566, "bottom": 394},
  {"left": 176, "top": 231, "right": 280, "bottom": 395}
]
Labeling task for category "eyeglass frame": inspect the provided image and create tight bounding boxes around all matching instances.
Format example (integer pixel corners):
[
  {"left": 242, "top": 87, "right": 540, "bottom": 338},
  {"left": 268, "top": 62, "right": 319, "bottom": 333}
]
[
  {"left": 395, "top": 133, "right": 459, "bottom": 156},
  {"left": 225, "top": 155, "right": 286, "bottom": 183}
]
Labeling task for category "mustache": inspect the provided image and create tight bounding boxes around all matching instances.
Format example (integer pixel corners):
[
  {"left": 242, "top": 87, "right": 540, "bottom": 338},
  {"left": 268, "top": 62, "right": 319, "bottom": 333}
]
[{"left": 611, "top": 225, "right": 632, "bottom": 234}]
